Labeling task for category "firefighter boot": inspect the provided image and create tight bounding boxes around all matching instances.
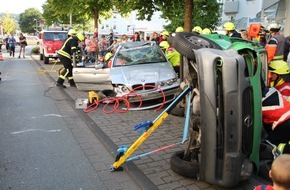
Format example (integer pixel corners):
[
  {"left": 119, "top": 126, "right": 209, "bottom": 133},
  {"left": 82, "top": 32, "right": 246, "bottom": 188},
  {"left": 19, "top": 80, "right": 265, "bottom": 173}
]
[
  {"left": 69, "top": 79, "right": 76, "bottom": 87},
  {"left": 56, "top": 78, "right": 66, "bottom": 88}
]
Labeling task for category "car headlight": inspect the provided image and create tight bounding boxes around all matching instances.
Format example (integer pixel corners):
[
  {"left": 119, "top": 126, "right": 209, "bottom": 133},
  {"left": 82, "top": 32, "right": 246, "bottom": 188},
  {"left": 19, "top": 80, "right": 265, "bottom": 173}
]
[{"left": 159, "top": 81, "right": 165, "bottom": 86}]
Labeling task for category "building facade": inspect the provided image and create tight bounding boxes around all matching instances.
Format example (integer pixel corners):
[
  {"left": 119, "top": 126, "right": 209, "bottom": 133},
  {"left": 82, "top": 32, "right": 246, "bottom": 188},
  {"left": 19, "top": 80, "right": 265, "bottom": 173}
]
[{"left": 220, "top": 0, "right": 290, "bottom": 36}]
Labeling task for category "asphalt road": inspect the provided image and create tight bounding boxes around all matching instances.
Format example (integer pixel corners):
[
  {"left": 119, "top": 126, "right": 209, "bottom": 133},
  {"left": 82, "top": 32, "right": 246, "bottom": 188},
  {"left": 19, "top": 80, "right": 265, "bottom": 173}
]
[{"left": 0, "top": 49, "right": 107, "bottom": 189}]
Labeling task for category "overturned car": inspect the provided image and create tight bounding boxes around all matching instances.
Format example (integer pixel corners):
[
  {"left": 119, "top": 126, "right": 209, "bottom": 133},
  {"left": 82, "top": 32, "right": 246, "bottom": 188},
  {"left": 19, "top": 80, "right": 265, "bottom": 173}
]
[{"left": 170, "top": 33, "right": 269, "bottom": 187}]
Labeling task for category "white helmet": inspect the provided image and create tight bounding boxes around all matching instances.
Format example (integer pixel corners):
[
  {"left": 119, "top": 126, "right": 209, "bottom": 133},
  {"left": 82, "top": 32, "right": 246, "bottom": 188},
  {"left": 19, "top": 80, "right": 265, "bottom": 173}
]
[{"left": 268, "top": 22, "right": 280, "bottom": 30}]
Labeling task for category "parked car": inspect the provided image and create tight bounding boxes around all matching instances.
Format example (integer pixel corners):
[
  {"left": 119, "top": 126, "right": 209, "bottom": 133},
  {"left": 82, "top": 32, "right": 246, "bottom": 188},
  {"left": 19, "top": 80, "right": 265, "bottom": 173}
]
[
  {"left": 73, "top": 41, "right": 180, "bottom": 105},
  {"left": 25, "top": 35, "right": 40, "bottom": 45},
  {"left": 38, "top": 30, "right": 68, "bottom": 64}
]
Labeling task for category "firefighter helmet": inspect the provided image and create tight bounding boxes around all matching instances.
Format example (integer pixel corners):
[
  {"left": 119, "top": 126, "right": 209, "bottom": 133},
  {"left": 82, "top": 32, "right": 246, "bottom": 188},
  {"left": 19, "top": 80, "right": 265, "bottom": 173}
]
[
  {"left": 161, "top": 30, "right": 170, "bottom": 37},
  {"left": 68, "top": 29, "right": 77, "bottom": 36},
  {"left": 269, "top": 60, "right": 290, "bottom": 75},
  {"left": 202, "top": 28, "right": 211, "bottom": 34},
  {"left": 76, "top": 33, "right": 84, "bottom": 41},
  {"left": 192, "top": 26, "right": 202, "bottom": 34},
  {"left": 175, "top": 26, "right": 184, "bottom": 32},
  {"left": 104, "top": 52, "right": 114, "bottom": 61},
  {"left": 223, "top": 22, "right": 235, "bottom": 31},
  {"left": 268, "top": 22, "right": 281, "bottom": 31},
  {"left": 159, "top": 41, "right": 170, "bottom": 50}
]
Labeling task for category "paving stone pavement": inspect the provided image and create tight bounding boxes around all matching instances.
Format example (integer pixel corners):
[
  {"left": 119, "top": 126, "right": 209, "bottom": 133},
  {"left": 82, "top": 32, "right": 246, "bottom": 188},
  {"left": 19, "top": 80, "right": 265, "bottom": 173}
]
[{"left": 29, "top": 54, "right": 271, "bottom": 190}]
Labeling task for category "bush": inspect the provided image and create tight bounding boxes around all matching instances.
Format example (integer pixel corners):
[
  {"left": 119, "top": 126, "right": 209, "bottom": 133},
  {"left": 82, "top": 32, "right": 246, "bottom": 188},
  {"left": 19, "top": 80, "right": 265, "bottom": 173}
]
[{"left": 31, "top": 46, "right": 40, "bottom": 54}]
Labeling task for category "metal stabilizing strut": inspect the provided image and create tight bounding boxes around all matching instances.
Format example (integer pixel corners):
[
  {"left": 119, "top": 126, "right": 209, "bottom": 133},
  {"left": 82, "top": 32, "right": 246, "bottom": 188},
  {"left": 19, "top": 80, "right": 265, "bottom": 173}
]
[{"left": 110, "top": 86, "right": 192, "bottom": 172}]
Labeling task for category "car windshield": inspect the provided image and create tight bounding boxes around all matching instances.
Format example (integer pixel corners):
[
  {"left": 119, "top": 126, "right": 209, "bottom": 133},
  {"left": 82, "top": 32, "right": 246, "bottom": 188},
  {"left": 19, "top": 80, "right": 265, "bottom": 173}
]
[
  {"left": 113, "top": 42, "right": 167, "bottom": 67},
  {"left": 44, "top": 33, "right": 67, "bottom": 41}
]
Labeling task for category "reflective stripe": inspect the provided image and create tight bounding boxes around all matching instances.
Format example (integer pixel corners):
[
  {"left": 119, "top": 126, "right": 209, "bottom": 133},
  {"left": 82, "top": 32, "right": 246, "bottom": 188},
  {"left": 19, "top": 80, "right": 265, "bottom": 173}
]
[
  {"left": 68, "top": 76, "right": 73, "bottom": 80},
  {"left": 59, "top": 69, "right": 69, "bottom": 79},
  {"left": 272, "top": 110, "right": 290, "bottom": 129},
  {"left": 278, "top": 143, "right": 286, "bottom": 153}
]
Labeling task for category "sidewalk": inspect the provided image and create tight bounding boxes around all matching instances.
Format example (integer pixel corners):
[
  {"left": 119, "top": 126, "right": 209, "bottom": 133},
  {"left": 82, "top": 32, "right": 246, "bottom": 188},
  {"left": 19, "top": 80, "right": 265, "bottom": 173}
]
[{"left": 29, "top": 54, "right": 270, "bottom": 190}]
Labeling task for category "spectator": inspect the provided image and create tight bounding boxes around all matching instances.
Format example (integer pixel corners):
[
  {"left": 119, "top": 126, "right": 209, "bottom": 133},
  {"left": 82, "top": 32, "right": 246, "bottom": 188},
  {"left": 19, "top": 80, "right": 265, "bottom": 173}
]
[
  {"left": 109, "top": 33, "right": 114, "bottom": 46},
  {"left": 18, "top": 33, "right": 27, "bottom": 58},
  {"left": 150, "top": 32, "right": 160, "bottom": 45},
  {"left": 98, "top": 35, "right": 109, "bottom": 58},
  {"left": 0, "top": 35, "right": 3, "bottom": 52},
  {"left": 241, "top": 30, "right": 251, "bottom": 41},
  {"left": 132, "top": 32, "right": 140, "bottom": 41},
  {"left": 121, "top": 34, "right": 129, "bottom": 43},
  {"left": 88, "top": 36, "right": 98, "bottom": 62},
  {"left": 84, "top": 34, "right": 91, "bottom": 54},
  {"left": 8, "top": 34, "right": 17, "bottom": 57},
  {"left": 4, "top": 34, "right": 10, "bottom": 52},
  {"left": 254, "top": 154, "right": 290, "bottom": 190}
]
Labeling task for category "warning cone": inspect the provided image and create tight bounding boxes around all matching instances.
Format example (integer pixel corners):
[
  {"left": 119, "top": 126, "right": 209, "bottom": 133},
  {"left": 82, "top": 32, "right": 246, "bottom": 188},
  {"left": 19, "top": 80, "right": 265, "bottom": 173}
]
[{"left": 0, "top": 52, "right": 3, "bottom": 61}]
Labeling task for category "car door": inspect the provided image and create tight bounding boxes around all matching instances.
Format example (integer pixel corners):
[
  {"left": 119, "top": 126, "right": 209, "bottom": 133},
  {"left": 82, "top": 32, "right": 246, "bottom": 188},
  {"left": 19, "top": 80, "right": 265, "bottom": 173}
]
[{"left": 73, "top": 66, "right": 113, "bottom": 91}]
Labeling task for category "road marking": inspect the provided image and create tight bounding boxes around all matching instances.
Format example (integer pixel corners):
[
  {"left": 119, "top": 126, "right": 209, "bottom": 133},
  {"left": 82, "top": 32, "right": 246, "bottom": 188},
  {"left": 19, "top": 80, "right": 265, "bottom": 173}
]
[
  {"left": 11, "top": 129, "right": 61, "bottom": 134},
  {"left": 31, "top": 114, "right": 65, "bottom": 119}
]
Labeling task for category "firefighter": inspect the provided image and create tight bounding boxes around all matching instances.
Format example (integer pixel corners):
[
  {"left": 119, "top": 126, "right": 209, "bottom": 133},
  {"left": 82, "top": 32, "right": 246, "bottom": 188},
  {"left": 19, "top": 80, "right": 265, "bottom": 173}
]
[
  {"left": 268, "top": 60, "right": 290, "bottom": 101},
  {"left": 265, "top": 22, "right": 284, "bottom": 62},
  {"left": 159, "top": 41, "right": 180, "bottom": 76},
  {"left": 262, "top": 87, "right": 290, "bottom": 155},
  {"left": 175, "top": 26, "right": 184, "bottom": 33},
  {"left": 223, "top": 22, "right": 242, "bottom": 38},
  {"left": 56, "top": 33, "right": 85, "bottom": 88}
]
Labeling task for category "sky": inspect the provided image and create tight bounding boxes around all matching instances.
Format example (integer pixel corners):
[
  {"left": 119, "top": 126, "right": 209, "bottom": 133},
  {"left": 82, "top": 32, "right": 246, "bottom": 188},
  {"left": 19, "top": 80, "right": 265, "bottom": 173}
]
[{"left": 0, "top": 0, "right": 46, "bottom": 14}]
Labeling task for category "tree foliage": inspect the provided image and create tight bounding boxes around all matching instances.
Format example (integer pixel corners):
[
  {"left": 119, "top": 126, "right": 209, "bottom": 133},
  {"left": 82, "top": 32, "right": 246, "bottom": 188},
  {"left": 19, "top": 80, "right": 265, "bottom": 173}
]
[
  {"left": 18, "top": 8, "right": 42, "bottom": 34},
  {"left": 114, "top": 0, "right": 221, "bottom": 32},
  {"left": 2, "top": 13, "right": 16, "bottom": 34},
  {"left": 42, "top": 0, "right": 113, "bottom": 31}
]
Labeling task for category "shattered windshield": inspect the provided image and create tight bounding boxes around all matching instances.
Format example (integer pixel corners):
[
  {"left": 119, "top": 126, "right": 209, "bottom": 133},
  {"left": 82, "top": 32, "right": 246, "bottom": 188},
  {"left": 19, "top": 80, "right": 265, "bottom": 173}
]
[{"left": 113, "top": 43, "right": 167, "bottom": 66}]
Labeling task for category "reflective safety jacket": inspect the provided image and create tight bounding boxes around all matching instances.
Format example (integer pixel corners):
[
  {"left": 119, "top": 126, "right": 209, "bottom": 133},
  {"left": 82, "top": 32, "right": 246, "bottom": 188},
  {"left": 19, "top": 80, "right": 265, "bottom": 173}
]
[
  {"left": 270, "top": 78, "right": 290, "bottom": 102},
  {"left": 262, "top": 87, "right": 290, "bottom": 130},
  {"left": 58, "top": 36, "right": 78, "bottom": 59},
  {"left": 265, "top": 33, "right": 284, "bottom": 62},
  {"left": 165, "top": 47, "right": 180, "bottom": 67}
]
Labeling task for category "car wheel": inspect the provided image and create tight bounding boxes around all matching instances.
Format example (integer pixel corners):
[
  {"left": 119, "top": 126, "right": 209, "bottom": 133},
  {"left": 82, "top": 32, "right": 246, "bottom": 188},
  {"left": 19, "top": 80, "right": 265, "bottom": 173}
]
[
  {"left": 173, "top": 32, "right": 222, "bottom": 60},
  {"left": 44, "top": 56, "right": 49, "bottom": 64},
  {"left": 170, "top": 150, "right": 199, "bottom": 178},
  {"left": 40, "top": 53, "right": 43, "bottom": 61}
]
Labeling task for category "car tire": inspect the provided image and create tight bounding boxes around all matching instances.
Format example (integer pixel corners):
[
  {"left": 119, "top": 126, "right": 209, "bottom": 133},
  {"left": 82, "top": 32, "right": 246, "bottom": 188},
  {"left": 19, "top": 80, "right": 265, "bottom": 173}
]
[
  {"left": 40, "top": 53, "right": 43, "bottom": 61},
  {"left": 169, "top": 107, "right": 185, "bottom": 117},
  {"left": 44, "top": 56, "right": 49, "bottom": 64},
  {"left": 173, "top": 32, "right": 222, "bottom": 60},
  {"left": 170, "top": 150, "right": 199, "bottom": 178}
]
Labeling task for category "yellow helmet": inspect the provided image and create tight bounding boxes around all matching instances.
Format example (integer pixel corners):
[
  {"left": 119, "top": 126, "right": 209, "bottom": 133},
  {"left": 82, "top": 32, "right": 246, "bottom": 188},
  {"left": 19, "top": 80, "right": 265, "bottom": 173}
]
[
  {"left": 161, "top": 30, "right": 170, "bottom": 37},
  {"left": 68, "top": 29, "right": 77, "bottom": 36},
  {"left": 104, "top": 52, "right": 114, "bottom": 61},
  {"left": 76, "top": 33, "right": 84, "bottom": 41},
  {"left": 175, "top": 26, "right": 184, "bottom": 32},
  {"left": 269, "top": 60, "right": 290, "bottom": 75},
  {"left": 192, "top": 26, "right": 202, "bottom": 34},
  {"left": 202, "top": 28, "right": 211, "bottom": 34},
  {"left": 223, "top": 22, "right": 235, "bottom": 31},
  {"left": 159, "top": 41, "right": 170, "bottom": 50}
]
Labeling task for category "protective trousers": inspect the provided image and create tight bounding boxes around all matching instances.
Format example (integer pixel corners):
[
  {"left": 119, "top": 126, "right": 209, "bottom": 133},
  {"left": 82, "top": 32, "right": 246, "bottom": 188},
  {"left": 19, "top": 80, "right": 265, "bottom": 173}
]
[{"left": 57, "top": 55, "right": 75, "bottom": 86}]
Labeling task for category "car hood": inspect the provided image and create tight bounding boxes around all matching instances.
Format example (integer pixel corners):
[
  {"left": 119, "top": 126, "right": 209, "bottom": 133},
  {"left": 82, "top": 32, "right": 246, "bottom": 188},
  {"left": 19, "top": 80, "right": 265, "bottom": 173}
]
[{"left": 110, "top": 62, "right": 176, "bottom": 84}]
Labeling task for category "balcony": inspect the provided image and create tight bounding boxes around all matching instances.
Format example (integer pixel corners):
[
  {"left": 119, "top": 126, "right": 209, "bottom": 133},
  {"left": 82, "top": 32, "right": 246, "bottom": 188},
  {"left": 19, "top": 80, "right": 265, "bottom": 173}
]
[{"left": 224, "top": 1, "right": 239, "bottom": 14}]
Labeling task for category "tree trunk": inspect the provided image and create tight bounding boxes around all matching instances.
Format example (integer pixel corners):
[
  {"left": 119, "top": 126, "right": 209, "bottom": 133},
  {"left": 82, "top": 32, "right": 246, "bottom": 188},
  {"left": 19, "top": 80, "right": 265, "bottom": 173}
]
[
  {"left": 184, "top": 0, "right": 193, "bottom": 32},
  {"left": 93, "top": 11, "right": 99, "bottom": 29}
]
